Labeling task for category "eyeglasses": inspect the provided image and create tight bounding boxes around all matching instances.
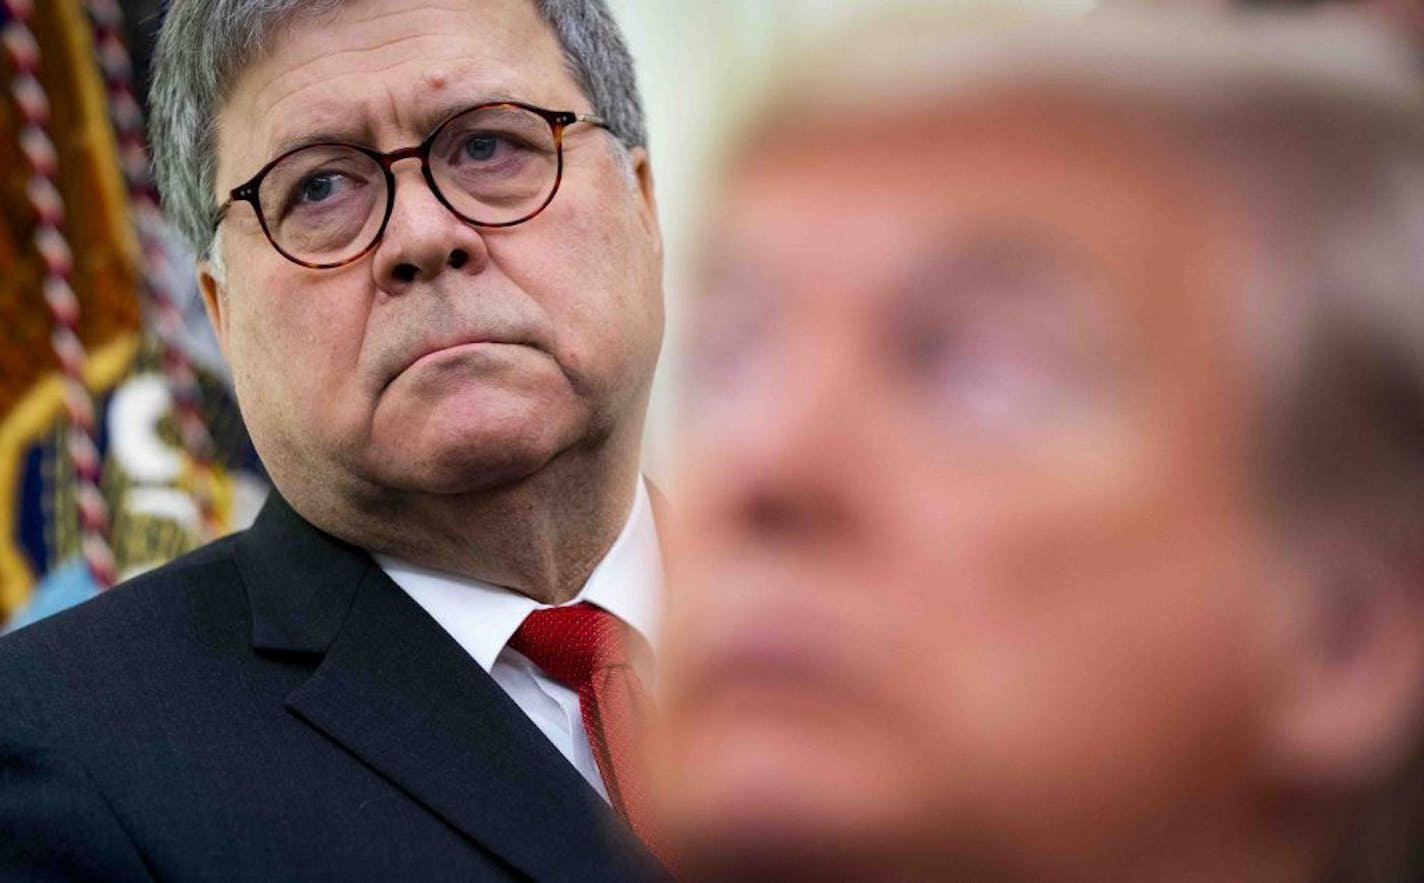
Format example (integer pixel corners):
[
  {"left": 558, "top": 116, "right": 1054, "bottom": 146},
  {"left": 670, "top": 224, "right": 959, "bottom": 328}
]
[{"left": 212, "top": 101, "right": 609, "bottom": 269}]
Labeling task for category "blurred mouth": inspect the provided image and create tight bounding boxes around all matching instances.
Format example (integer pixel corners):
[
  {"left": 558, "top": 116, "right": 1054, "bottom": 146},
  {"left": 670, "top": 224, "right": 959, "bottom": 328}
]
[{"left": 680, "top": 621, "right": 876, "bottom": 714}]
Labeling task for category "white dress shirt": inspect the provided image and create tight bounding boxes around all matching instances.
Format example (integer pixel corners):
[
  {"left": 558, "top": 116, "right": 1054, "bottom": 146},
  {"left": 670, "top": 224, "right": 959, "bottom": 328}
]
[{"left": 374, "top": 480, "right": 662, "bottom": 802}]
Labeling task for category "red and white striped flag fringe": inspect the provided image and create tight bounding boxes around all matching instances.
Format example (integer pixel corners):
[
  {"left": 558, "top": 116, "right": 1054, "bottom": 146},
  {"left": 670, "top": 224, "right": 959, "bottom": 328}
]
[
  {"left": 3, "top": 0, "right": 118, "bottom": 588},
  {"left": 87, "top": 0, "right": 220, "bottom": 541}
]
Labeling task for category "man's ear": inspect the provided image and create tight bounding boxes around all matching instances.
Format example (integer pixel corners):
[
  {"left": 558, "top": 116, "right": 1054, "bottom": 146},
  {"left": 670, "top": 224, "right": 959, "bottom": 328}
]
[
  {"left": 629, "top": 146, "right": 663, "bottom": 256},
  {"left": 197, "top": 258, "right": 229, "bottom": 357},
  {"left": 1262, "top": 529, "right": 1424, "bottom": 793}
]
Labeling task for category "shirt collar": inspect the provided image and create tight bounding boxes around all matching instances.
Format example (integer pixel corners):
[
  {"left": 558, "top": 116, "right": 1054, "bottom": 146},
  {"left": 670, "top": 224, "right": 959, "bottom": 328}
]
[{"left": 375, "top": 479, "right": 664, "bottom": 673}]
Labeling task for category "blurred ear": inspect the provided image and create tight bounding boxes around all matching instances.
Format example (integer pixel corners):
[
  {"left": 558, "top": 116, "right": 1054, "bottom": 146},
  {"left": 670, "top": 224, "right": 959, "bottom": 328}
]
[
  {"left": 1263, "top": 530, "right": 1424, "bottom": 792},
  {"left": 196, "top": 260, "right": 229, "bottom": 356}
]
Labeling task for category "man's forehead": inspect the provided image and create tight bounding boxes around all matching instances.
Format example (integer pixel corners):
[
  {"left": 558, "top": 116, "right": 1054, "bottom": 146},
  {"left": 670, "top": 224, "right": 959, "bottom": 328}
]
[
  {"left": 219, "top": 0, "right": 574, "bottom": 162},
  {"left": 259, "top": 76, "right": 527, "bottom": 157}
]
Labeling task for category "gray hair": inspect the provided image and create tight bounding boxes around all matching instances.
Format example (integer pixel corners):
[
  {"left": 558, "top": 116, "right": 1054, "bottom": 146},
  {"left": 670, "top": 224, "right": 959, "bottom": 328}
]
[{"left": 148, "top": 0, "right": 646, "bottom": 259}]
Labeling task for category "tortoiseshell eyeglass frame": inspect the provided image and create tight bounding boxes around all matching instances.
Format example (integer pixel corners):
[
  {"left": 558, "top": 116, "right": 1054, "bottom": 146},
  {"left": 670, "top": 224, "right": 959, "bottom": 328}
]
[{"left": 210, "top": 101, "right": 610, "bottom": 270}]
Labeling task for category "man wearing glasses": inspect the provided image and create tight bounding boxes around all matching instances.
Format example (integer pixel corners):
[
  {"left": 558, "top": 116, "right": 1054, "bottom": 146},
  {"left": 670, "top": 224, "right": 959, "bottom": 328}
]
[{"left": 0, "top": 1, "right": 666, "bottom": 881}]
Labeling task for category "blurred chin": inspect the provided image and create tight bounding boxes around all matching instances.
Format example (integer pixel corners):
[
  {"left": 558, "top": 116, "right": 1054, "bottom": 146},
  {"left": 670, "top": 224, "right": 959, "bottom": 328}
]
[
  {"left": 653, "top": 714, "right": 926, "bottom": 882},
  {"left": 658, "top": 777, "right": 884, "bottom": 882}
]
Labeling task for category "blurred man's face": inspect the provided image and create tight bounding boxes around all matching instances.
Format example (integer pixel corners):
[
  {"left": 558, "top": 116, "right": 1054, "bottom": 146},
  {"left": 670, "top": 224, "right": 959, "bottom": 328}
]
[
  {"left": 656, "top": 98, "right": 1300, "bottom": 880},
  {"left": 205, "top": 0, "right": 662, "bottom": 512}
]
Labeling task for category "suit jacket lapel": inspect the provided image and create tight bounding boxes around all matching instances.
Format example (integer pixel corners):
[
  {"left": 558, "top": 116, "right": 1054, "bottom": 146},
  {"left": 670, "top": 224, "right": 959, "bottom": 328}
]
[{"left": 236, "top": 493, "right": 656, "bottom": 883}]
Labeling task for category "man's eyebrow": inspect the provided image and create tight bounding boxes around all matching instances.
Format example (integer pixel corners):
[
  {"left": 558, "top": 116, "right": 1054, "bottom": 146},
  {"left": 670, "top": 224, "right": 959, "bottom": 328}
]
[
  {"left": 415, "top": 91, "right": 523, "bottom": 135},
  {"left": 267, "top": 126, "right": 370, "bottom": 159},
  {"left": 263, "top": 92, "right": 527, "bottom": 160}
]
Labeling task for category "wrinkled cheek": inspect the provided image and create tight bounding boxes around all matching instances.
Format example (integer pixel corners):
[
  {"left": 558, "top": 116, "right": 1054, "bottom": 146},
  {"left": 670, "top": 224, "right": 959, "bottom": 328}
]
[
  {"left": 561, "top": 289, "right": 661, "bottom": 407},
  {"left": 226, "top": 283, "right": 365, "bottom": 452},
  {"left": 223, "top": 300, "right": 283, "bottom": 419},
  {"left": 564, "top": 198, "right": 662, "bottom": 330}
]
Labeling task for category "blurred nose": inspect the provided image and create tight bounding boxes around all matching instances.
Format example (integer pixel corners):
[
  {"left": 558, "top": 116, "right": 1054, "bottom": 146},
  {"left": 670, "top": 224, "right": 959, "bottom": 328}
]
[
  {"left": 697, "top": 334, "right": 872, "bottom": 549},
  {"left": 371, "top": 160, "right": 491, "bottom": 295}
]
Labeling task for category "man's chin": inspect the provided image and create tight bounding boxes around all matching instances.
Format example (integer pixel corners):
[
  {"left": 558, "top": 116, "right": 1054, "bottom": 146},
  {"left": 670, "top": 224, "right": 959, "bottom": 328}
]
[
  {"left": 363, "top": 391, "right": 587, "bottom": 494},
  {"left": 348, "top": 426, "right": 554, "bottom": 497},
  {"left": 370, "top": 435, "right": 566, "bottom": 496}
]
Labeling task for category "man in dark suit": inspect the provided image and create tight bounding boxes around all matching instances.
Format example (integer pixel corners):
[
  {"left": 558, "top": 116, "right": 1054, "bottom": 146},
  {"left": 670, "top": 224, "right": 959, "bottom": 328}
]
[{"left": 0, "top": 0, "right": 667, "bottom": 879}]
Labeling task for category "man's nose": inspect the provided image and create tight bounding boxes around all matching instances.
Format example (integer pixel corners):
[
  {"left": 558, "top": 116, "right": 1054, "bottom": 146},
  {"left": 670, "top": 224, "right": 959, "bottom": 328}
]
[{"left": 370, "top": 160, "right": 491, "bottom": 295}]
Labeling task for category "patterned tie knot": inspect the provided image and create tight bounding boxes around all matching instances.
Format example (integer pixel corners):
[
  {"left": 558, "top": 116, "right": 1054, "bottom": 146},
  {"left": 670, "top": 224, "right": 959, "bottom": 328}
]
[{"left": 509, "top": 602, "right": 633, "bottom": 691}]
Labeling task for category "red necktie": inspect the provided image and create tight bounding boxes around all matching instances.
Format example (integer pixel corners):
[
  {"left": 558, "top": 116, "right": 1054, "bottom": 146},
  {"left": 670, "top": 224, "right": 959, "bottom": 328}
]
[{"left": 509, "top": 602, "right": 655, "bottom": 846}]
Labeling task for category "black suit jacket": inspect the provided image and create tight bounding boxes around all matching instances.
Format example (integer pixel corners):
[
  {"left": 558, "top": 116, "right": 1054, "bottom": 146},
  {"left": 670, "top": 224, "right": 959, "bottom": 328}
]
[{"left": 0, "top": 492, "right": 665, "bottom": 882}]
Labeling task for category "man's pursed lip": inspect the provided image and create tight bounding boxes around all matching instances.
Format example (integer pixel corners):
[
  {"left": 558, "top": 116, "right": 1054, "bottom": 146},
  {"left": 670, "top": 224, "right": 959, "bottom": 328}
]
[{"left": 371, "top": 333, "right": 545, "bottom": 393}]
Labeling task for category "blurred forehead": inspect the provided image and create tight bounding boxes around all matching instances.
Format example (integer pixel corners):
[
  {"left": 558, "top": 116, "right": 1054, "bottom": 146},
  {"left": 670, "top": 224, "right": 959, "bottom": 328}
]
[
  {"left": 710, "top": 93, "right": 1245, "bottom": 319},
  {"left": 216, "top": 0, "right": 578, "bottom": 180}
]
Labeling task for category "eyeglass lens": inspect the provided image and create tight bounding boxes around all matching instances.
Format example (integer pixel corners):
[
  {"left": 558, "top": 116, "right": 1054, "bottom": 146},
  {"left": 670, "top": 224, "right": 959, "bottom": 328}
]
[{"left": 257, "top": 104, "right": 562, "bottom": 265}]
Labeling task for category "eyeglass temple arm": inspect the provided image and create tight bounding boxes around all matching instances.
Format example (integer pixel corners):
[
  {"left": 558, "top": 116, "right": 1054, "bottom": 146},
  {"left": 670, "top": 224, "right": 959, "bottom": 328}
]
[{"left": 211, "top": 199, "right": 234, "bottom": 232}]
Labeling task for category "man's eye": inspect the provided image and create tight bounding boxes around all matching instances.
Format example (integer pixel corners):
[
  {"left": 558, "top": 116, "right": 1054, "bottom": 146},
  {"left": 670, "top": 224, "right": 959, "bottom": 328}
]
[
  {"left": 300, "top": 173, "right": 343, "bottom": 203},
  {"left": 462, "top": 134, "right": 504, "bottom": 162}
]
